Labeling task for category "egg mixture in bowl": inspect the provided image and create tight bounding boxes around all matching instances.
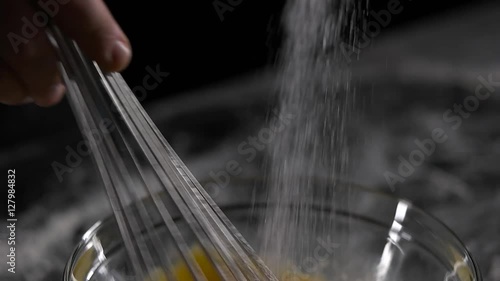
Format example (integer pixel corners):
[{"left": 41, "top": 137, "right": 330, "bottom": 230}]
[{"left": 64, "top": 183, "right": 480, "bottom": 281}]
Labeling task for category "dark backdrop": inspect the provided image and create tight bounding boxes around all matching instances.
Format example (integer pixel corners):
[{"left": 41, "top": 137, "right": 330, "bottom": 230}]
[{"left": 105, "top": 0, "right": 493, "bottom": 102}]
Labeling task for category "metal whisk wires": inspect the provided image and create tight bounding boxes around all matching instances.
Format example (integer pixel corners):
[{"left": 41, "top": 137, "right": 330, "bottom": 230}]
[{"left": 47, "top": 26, "right": 278, "bottom": 281}]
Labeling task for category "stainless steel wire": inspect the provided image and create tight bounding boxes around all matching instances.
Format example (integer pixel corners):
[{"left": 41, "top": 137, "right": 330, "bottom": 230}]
[{"left": 46, "top": 25, "right": 278, "bottom": 281}]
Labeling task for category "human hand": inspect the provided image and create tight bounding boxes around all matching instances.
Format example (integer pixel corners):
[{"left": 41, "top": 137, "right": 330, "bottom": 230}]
[{"left": 0, "top": 0, "right": 132, "bottom": 106}]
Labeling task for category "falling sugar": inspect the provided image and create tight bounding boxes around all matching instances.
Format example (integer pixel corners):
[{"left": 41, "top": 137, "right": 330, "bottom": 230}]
[{"left": 260, "top": 0, "right": 363, "bottom": 277}]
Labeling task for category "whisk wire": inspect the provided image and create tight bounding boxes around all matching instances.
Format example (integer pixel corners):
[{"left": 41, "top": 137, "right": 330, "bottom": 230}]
[
  {"left": 117, "top": 76, "right": 279, "bottom": 280},
  {"left": 52, "top": 28, "right": 177, "bottom": 279},
  {"left": 47, "top": 24, "right": 279, "bottom": 281},
  {"left": 55, "top": 49, "right": 148, "bottom": 279},
  {"left": 108, "top": 73, "right": 260, "bottom": 280}
]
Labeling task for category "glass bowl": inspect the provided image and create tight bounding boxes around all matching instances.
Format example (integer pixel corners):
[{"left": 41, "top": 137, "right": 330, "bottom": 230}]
[{"left": 63, "top": 183, "right": 481, "bottom": 281}]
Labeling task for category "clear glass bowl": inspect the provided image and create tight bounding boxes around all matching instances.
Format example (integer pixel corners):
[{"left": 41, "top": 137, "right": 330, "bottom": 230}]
[{"left": 63, "top": 183, "right": 481, "bottom": 281}]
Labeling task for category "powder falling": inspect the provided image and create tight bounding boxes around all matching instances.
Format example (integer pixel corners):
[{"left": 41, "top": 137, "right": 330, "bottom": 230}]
[{"left": 260, "top": 0, "right": 363, "bottom": 276}]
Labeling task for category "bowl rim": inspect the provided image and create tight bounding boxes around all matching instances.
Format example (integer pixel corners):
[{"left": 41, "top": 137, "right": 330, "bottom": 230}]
[{"left": 63, "top": 183, "right": 482, "bottom": 281}]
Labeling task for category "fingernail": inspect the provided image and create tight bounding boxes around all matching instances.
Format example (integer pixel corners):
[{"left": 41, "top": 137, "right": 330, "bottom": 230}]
[{"left": 109, "top": 40, "right": 131, "bottom": 71}]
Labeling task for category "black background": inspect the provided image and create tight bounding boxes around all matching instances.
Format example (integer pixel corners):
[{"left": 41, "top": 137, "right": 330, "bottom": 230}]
[{"left": 105, "top": 0, "right": 492, "bottom": 102}]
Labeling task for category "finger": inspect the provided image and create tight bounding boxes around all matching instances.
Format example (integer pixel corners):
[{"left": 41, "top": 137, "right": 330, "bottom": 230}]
[
  {"left": 0, "top": 0, "right": 64, "bottom": 106},
  {"left": 0, "top": 60, "right": 31, "bottom": 106},
  {"left": 31, "top": 81, "right": 65, "bottom": 107},
  {"left": 0, "top": 0, "right": 65, "bottom": 107},
  {"left": 54, "top": 0, "right": 132, "bottom": 72},
  {"left": 7, "top": 35, "right": 65, "bottom": 107}
]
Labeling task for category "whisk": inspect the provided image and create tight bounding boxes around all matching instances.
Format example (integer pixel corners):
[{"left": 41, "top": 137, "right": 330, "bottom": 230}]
[{"left": 46, "top": 25, "right": 278, "bottom": 281}]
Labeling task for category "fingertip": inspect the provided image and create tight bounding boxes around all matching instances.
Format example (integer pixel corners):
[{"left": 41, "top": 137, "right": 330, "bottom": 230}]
[
  {"left": 33, "top": 84, "right": 66, "bottom": 107},
  {"left": 103, "top": 40, "right": 132, "bottom": 72},
  {"left": 54, "top": 0, "right": 132, "bottom": 72}
]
